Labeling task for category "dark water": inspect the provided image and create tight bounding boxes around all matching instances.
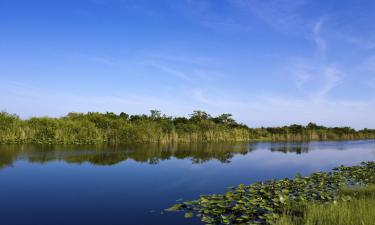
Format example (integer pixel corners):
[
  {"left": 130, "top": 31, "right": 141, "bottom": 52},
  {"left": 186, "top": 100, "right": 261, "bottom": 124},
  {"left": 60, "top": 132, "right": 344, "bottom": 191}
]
[{"left": 0, "top": 140, "right": 374, "bottom": 225}]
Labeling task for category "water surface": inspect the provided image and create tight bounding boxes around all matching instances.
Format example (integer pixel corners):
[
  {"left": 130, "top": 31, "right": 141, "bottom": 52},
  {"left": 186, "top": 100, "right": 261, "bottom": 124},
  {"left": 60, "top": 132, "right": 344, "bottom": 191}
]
[{"left": 0, "top": 140, "right": 374, "bottom": 225}]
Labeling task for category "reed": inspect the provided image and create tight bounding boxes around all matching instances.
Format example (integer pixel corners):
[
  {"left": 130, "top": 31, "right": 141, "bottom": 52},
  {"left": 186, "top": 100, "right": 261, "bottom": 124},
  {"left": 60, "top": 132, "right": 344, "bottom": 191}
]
[
  {"left": 274, "top": 185, "right": 375, "bottom": 225},
  {"left": 1, "top": 111, "right": 375, "bottom": 144}
]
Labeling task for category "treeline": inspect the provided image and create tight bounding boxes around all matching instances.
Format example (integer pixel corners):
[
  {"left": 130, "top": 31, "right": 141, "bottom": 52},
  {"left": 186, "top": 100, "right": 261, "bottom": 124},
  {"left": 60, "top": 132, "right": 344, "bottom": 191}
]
[{"left": 1, "top": 110, "right": 375, "bottom": 144}]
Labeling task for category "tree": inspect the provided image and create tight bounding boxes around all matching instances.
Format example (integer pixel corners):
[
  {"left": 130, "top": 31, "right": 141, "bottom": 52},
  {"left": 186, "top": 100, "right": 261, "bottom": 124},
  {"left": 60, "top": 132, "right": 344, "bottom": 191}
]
[
  {"left": 0, "top": 111, "right": 19, "bottom": 130},
  {"left": 189, "top": 110, "right": 211, "bottom": 122},
  {"left": 214, "top": 113, "right": 235, "bottom": 125},
  {"left": 150, "top": 110, "right": 162, "bottom": 119},
  {"left": 119, "top": 112, "right": 129, "bottom": 120}
]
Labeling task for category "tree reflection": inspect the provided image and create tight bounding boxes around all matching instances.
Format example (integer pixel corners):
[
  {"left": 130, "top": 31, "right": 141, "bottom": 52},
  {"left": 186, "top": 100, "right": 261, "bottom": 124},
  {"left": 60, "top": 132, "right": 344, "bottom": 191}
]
[
  {"left": 0, "top": 141, "right": 340, "bottom": 169},
  {"left": 0, "top": 143, "right": 254, "bottom": 169}
]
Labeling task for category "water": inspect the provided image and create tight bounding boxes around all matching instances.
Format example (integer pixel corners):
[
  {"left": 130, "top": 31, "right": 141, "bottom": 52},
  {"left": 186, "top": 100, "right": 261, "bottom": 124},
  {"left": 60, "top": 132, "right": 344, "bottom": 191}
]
[{"left": 0, "top": 140, "right": 374, "bottom": 225}]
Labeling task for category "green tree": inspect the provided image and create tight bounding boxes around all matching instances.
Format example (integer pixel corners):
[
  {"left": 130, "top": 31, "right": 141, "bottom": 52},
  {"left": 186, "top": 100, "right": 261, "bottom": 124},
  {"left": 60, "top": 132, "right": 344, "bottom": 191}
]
[
  {"left": 190, "top": 110, "right": 211, "bottom": 122},
  {"left": 150, "top": 110, "right": 162, "bottom": 119},
  {"left": 214, "top": 113, "right": 235, "bottom": 125}
]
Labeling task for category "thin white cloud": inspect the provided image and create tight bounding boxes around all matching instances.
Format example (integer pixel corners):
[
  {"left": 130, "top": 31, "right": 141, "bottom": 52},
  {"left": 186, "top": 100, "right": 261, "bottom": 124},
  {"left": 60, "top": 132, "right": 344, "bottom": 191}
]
[
  {"left": 142, "top": 52, "right": 216, "bottom": 67},
  {"left": 139, "top": 53, "right": 221, "bottom": 83},
  {"left": 295, "top": 70, "right": 311, "bottom": 90},
  {"left": 338, "top": 34, "right": 375, "bottom": 50},
  {"left": 312, "top": 20, "right": 327, "bottom": 55},
  {"left": 293, "top": 63, "right": 341, "bottom": 101},
  {"left": 231, "top": 0, "right": 308, "bottom": 33},
  {"left": 180, "top": 0, "right": 251, "bottom": 32},
  {"left": 89, "top": 56, "right": 117, "bottom": 66},
  {"left": 191, "top": 89, "right": 245, "bottom": 108},
  {"left": 147, "top": 62, "right": 191, "bottom": 81},
  {"left": 316, "top": 67, "right": 341, "bottom": 99}
]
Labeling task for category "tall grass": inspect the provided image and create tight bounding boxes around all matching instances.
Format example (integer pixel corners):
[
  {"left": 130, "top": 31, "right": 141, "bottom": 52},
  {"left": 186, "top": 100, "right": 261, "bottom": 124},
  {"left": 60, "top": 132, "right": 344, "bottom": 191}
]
[
  {"left": 274, "top": 186, "right": 375, "bottom": 225},
  {"left": 1, "top": 111, "right": 375, "bottom": 144}
]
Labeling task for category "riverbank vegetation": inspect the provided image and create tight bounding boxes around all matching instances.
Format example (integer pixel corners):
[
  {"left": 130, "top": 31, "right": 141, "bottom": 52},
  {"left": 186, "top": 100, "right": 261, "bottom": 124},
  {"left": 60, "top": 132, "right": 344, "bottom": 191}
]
[
  {"left": 167, "top": 161, "right": 375, "bottom": 224},
  {"left": 1, "top": 110, "right": 375, "bottom": 144},
  {"left": 274, "top": 186, "right": 375, "bottom": 225}
]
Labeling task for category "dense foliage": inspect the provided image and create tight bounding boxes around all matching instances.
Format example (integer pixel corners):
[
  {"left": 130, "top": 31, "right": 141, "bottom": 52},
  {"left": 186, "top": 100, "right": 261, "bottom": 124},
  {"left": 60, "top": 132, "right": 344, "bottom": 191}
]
[
  {"left": 1, "top": 110, "right": 375, "bottom": 144},
  {"left": 167, "top": 162, "right": 375, "bottom": 224}
]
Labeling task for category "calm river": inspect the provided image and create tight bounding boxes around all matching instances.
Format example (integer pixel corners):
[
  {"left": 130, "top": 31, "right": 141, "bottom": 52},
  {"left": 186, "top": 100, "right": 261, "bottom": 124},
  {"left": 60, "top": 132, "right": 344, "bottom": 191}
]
[{"left": 0, "top": 140, "right": 374, "bottom": 225}]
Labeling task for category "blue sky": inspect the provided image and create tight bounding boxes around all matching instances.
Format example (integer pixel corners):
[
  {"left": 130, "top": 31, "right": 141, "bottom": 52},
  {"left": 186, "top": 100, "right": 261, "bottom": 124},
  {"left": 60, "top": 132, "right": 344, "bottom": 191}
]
[{"left": 1, "top": 0, "right": 375, "bottom": 128}]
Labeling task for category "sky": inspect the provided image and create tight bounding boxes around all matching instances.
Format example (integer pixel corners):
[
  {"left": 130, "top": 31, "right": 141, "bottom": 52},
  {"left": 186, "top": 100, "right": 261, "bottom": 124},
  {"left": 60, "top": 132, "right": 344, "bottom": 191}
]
[{"left": 1, "top": 0, "right": 375, "bottom": 129}]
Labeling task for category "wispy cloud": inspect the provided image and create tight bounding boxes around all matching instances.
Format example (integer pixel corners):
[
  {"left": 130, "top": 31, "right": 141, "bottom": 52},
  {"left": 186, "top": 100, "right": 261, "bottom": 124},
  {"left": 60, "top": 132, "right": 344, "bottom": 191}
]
[
  {"left": 312, "top": 20, "right": 327, "bottom": 55},
  {"left": 89, "top": 56, "right": 118, "bottom": 66},
  {"left": 146, "top": 62, "right": 191, "bottom": 81},
  {"left": 191, "top": 89, "right": 247, "bottom": 108},
  {"left": 338, "top": 34, "right": 375, "bottom": 50},
  {"left": 180, "top": 0, "right": 310, "bottom": 34},
  {"left": 293, "top": 63, "right": 341, "bottom": 101},
  {"left": 318, "top": 67, "right": 341, "bottom": 99},
  {"left": 139, "top": 52, "right": 222, "bottom": 83},
  {"left": 142, "top": 52, "right": 216, "bottom": 67},
  {"left": 231, "top": 0, "right": 308, "bottom": 33},
  {"left": 178, "top": 0, "right": 251, "bottom": 32}
]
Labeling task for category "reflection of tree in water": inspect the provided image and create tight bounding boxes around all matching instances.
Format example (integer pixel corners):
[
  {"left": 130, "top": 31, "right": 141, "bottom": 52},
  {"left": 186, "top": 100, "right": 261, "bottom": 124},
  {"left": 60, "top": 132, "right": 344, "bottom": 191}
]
[
  {"left": 0, "top": 150, "right": 15, "bottom": 169},
  {"left": 0, "top": 143, "right": 253, "bottom": 169},
  {"left": 4, "top": 141, "right": 360, "bottom": 169},
  {"left": 269, "top": 142, "right": 309, "bottom": 154},
  {"left": 270, "top": 147, "right": 309, "bottom": 154}
]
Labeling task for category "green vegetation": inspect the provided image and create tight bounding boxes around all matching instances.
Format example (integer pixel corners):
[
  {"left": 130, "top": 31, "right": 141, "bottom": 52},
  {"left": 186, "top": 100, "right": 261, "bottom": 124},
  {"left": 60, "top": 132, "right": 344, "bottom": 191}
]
[
  {"left": 167, "top": 162, "right": 375, "bottom": 225},
  {"left": 274, "top": 186, "right": 375, "bottom": 225},
  {"left": 1, "top": 110, "right": 375, "bottom": 144}
]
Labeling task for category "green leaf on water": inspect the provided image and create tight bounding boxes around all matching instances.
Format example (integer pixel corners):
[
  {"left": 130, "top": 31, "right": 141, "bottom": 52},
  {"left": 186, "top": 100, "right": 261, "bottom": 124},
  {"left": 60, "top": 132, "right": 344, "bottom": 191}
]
[{"left": 184, "top": 212, "right": 194, "bottom": 218}]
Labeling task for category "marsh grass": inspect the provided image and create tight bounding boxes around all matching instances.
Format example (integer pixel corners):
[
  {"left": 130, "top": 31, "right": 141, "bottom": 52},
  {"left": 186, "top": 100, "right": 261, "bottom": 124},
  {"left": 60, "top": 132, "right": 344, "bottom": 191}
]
[
  {"left": 340, "top": 185, "right": 375, "bottom": 198},
  {"left": 274, "top": 185, "right": 375, "bottom": 225},
  {"left": 1, "top": 111, "right": 375, "bottom": 144}
]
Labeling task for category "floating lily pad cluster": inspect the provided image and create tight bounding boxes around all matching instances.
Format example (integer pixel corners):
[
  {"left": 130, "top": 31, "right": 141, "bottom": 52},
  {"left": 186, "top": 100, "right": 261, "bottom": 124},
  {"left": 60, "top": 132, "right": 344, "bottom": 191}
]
[{"left": 167, "top": 161, "right": 375, "bottom": 225}]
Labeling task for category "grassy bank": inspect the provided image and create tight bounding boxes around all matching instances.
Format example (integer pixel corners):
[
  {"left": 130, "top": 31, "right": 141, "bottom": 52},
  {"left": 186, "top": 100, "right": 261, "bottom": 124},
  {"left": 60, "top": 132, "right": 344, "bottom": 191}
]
[
  {"left": 167, "top": 162, "right": 375, "bottom": 224},
  {"left": 1, "top": 110, "right": 375, "bottom": 144},
  {"left": 274, "top": 186, "right": 375, "bottom": 225}
]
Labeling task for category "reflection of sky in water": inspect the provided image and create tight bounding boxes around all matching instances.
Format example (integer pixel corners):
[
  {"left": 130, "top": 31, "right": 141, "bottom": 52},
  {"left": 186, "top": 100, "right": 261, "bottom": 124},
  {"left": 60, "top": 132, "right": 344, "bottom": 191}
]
[
  {"left": 237, "top": 144, "right": 375, "bottom": 173},
  {"left": 0, "top": 140, "right": 374, "bottom": 225}
]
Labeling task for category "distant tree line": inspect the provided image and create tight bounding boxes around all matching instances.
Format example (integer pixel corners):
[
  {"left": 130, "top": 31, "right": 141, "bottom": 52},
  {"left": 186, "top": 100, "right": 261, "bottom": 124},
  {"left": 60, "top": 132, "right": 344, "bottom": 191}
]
[{"left": 1, "top": 110, "right": 375, "bottom": 144}]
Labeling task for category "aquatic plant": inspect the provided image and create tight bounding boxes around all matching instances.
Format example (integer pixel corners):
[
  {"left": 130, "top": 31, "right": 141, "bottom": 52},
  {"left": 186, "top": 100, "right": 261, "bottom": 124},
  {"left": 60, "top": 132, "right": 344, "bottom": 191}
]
[{"left": 166, "top": 162, "right": 375, "bottom": 224}]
